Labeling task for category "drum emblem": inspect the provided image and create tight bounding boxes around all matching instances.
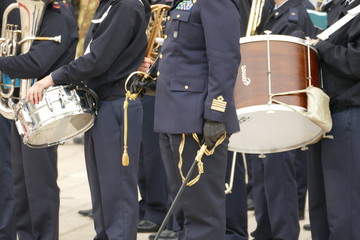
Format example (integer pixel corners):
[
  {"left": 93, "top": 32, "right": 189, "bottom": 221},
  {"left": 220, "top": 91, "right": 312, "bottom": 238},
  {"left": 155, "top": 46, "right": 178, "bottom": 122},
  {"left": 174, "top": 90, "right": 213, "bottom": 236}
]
[{"left": 241, "top": 65, "right": 251, "bottom": 86}]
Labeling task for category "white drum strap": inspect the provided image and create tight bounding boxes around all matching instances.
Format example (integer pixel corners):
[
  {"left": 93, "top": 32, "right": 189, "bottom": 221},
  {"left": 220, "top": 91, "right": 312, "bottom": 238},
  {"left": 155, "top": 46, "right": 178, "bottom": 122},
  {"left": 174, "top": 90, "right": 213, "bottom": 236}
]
[{"left": 270, "top": 86, "right": 333, "bottom": 137}]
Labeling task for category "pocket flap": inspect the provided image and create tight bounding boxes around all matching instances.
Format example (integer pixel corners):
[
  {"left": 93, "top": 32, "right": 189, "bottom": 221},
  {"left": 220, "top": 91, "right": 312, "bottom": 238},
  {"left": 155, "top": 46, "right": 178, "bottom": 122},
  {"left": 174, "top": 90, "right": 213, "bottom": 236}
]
[
  {"left": 170, "top": 77, "right": 205, "bottom": 93},
  {"left": 170, "top": 10, "right": 191, "bottom": 22}
]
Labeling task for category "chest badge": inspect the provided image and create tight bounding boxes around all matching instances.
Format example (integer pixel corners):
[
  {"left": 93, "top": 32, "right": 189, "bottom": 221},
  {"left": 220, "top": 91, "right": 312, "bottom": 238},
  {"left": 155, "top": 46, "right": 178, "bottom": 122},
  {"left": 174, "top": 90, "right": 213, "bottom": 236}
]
[{"left": 176, "top": 0, "right": 193, "bottom": 11}]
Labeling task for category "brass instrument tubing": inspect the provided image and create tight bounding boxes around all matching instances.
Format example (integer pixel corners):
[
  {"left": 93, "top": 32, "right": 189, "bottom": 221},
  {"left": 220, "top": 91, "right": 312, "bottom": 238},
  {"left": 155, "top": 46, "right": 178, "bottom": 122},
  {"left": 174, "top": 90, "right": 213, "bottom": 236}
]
[{"left": 18, "top": 35, "right": 61, "bottom": 45}]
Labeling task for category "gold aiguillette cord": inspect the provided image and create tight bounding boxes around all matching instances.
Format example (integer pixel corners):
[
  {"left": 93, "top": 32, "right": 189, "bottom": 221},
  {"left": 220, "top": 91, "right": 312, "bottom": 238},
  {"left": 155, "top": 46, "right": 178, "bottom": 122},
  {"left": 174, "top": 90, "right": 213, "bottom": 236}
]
[{"left": 178, "top": 132, "right": 226, "bottom": 186}]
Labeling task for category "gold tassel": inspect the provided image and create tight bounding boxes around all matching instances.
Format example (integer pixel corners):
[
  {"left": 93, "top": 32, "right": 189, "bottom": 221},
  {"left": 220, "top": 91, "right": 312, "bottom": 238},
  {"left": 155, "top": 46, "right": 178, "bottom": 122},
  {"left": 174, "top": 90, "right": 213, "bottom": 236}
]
[
  {"left": 121, "top": 91, "right": 140, "bottom": 166},
  {"left": 122, "top": 147, "right": 129, "bottom": 166},
  {"left": 122, "top": 94, "right": 130, "bottom": 166}
]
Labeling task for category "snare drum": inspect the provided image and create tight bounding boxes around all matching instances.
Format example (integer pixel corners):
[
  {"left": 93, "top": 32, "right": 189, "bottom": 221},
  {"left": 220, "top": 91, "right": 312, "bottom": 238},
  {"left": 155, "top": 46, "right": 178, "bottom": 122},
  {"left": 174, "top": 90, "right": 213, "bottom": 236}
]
[
  {"left": 228, "top": 35, "right": 324, "bottom": 154},
  {"left": 14, "top": 85, "right": 98, "bottom": 147}
]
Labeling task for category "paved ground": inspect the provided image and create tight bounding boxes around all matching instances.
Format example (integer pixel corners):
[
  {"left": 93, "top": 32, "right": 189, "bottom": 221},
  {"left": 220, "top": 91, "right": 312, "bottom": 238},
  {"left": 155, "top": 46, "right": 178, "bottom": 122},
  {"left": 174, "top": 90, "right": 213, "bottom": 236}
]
[{"left": 57, "top": 141, "right": 312, "bottom": 240}]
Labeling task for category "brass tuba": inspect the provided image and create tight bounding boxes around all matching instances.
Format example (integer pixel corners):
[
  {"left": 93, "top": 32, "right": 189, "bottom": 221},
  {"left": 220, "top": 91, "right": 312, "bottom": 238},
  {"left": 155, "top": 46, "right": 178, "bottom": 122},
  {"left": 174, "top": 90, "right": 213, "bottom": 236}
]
[{"left": 0, "top": 0, "right": 61, "bottom": 119}]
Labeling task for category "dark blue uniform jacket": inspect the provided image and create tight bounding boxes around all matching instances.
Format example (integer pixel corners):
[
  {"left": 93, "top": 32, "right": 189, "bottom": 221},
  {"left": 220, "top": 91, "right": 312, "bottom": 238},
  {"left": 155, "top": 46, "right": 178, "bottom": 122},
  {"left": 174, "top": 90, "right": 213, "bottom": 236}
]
[
  {"left": 315, "top": 0, "right": 360, "bottom": 112},
  {"left": 258, "top": 0, "right": 316, "bottom": 38},
  {"left": 154, "top": 0, "right": 241, "bottom": 134},
  {"left": 51, "top": 0, "right": 150, "bottom": 100}
]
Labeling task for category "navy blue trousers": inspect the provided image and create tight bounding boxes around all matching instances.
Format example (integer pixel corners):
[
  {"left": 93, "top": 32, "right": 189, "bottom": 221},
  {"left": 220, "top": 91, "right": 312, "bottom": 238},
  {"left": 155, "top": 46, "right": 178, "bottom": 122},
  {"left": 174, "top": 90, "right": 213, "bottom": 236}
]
[
  {"left": 84, "top": 98, "right": 142, "bottom": 240},
  {"left": 138, "top": 96, "right": 169, "bottom": 225},
  {"left": 308, "top": 107, "right": 360, "bottom": 240},
  {"left": 250, "top": 151, "right": 300, "bottom": 240},
  {"left": 225, "top": 151, "right": 248, "bottom": 240},
  {"left": 159, "top": 133, "right": 229, "bottom": 240},
  {"left": 0, "top": 115, "right": 15, "bottom": 240},
  {"left": 294, "top": 148, "right": 307, "bottom": 212},
  {"left": 11, "top": 122, "right": 59, "bottom": 240}
]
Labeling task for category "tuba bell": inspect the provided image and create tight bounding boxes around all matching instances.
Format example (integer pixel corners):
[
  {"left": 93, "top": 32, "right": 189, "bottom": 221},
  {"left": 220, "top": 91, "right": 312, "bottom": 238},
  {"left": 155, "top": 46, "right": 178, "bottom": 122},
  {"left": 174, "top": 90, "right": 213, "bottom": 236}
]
[{"left": 0, "top": 0, "right": 60, "bottom": 119}]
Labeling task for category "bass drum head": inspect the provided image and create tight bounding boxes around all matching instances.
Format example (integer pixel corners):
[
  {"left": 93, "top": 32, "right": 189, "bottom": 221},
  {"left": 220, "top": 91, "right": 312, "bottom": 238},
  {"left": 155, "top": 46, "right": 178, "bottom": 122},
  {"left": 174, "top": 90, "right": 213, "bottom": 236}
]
[{"left": 228, "top": 105, "right": 324, "bottom": 154}]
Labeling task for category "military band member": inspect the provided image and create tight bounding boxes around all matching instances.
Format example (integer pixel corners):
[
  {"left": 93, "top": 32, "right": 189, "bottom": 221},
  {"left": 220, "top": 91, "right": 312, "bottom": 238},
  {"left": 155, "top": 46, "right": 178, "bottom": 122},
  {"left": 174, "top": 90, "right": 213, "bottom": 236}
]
[
  {"left": 0, "top": 0, "right": 78, "bottom": 239},
  {"left": 308, "top": 0, "right": 360, "bottom": 239},
  {"left": 132, "top": 0, "right": 241, "bottom": 239},
  {"left": 26, "top": 0, "right": 150, "bottom": 239},
  {"left": 250, "top": 0, "right": 316, "bottom": 239},
  {"left": 137, "top": 1, "right": 174, "bottom": 236}
]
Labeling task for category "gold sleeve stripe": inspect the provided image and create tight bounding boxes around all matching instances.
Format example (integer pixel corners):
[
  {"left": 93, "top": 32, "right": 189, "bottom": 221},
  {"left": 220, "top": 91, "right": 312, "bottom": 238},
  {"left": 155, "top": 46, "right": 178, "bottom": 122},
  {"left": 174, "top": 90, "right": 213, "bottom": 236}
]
[{"left": 211, "top": 96, "right": 227, "bottom": 112}]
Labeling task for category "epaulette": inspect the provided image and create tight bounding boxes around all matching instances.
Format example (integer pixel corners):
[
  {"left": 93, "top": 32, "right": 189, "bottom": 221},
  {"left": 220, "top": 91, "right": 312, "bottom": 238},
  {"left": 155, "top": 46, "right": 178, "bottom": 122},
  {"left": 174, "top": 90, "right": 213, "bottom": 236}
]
[{"left": 288, "top": 8, "right": 299, "bottom": 23}]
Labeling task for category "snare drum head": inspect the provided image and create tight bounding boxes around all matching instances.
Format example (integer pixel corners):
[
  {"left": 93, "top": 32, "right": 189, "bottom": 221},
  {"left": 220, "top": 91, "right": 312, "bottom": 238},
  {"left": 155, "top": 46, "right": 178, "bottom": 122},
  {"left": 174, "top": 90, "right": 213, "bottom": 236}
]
[
  {"left": 228, "top": 105, "right": 324, "bottom": 153},
  {"left": 26, "top": 113, "right": 95, "bottom": 147},
  {"left": 15, "top": 85, "right": 97, "bottom": 147}
]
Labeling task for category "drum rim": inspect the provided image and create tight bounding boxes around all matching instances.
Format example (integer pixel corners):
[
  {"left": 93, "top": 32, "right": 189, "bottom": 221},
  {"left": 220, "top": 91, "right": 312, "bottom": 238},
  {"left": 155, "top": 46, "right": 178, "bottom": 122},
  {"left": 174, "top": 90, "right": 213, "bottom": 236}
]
[
  {"left": 229, "top": 104, "right": 325, "bottom": 153},
  {"left": 240, "top": 34, "right": 317, "bottom": 51}
]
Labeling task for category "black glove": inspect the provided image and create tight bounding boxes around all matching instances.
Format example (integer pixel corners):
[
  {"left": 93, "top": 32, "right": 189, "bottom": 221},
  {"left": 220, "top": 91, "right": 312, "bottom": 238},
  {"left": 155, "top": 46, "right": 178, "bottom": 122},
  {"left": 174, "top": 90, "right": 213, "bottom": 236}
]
[
  {"left": 202, "top": 119, "right": 226, "bottom": 148},
  {"left": 129, "top": 74, "right": 157, "bottom": 96}
]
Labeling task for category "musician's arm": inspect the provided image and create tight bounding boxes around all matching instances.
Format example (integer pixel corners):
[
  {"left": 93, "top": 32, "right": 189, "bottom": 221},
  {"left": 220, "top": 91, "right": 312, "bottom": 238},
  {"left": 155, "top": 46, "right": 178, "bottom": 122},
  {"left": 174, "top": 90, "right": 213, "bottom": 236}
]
[
  {"left": 0, "top": 9, "right": 72, "bottom": 79},
  {"left": 314, "top": 27, "right": 360, "bottom": 79},
  {"left": 202, "top": 0, "right": 240, "bottom": 123}
]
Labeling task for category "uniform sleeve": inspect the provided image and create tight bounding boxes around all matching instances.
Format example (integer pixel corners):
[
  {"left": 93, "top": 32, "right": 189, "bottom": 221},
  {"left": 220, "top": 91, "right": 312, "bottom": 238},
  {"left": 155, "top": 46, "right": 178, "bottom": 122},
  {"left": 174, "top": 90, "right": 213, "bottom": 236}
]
[
  {"left": 51, "top": 1, "right": 140, "bottom": 85},
  {"left": 0, "top": 9, "right": 72, "bottom": 79},
  {"left": 201, "top": 0, "right": 241, "bottom": 122},
  {"left": 315, "top": 18, "right": 360, "bottom": 80}
]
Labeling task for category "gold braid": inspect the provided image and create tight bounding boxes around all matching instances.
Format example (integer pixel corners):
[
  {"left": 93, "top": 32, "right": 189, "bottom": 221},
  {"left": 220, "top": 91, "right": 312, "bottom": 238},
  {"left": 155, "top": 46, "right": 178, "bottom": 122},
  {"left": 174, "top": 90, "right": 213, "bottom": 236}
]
[{"left": 178, "top": 132, "right": 226, "bottom": 186}]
